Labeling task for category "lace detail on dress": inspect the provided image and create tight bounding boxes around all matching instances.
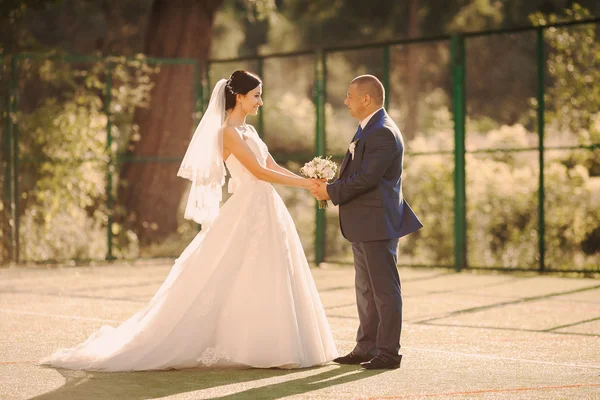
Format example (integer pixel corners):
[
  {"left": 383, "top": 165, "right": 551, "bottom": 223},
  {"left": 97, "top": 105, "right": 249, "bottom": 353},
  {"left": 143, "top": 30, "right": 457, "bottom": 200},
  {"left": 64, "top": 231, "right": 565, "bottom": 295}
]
[
  {"left": 243, "top": 189, "right": 269, "bottom": 267},
  {"left": 276, "top": 198, "right": 295, "bottom": 276},
  {"left": 177, "top": 164, "right": 226, "bottom": 185},
  {"left": 178, "top": 160, "right": 227, "bottom": 226},
  {"left": 177, "top": 168, "right": 194, "bottom": 181},
  {"left": 197, "top": 347, "right": 230, "bottom": 366},
  {"left": 249, "top": 126, "right": 269, "bottom": 165}
]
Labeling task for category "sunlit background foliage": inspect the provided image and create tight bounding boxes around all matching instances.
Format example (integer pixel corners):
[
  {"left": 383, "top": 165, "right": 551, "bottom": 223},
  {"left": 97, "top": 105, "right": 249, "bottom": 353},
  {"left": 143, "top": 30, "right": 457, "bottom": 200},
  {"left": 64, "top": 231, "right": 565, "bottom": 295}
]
[{"left": 0, "top": 1, "right": 598, "bottom": 270}]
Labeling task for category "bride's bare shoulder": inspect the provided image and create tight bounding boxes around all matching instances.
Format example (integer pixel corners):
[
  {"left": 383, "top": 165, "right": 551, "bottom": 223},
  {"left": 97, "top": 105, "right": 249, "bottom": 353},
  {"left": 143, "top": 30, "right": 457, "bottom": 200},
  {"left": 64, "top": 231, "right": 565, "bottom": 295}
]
[
  {"left": 223, "top": 124, "right": 252, "bottom": 141},
  {"left": 223, "top": 126, "right": 251, "bottom": 146}
]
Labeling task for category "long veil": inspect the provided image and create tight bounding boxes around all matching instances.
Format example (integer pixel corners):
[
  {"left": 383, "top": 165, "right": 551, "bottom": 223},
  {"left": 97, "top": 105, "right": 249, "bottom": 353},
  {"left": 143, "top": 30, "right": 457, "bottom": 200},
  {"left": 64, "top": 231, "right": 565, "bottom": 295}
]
[{"left": 177, "top": 79, "right": 228, "bottom": 228}]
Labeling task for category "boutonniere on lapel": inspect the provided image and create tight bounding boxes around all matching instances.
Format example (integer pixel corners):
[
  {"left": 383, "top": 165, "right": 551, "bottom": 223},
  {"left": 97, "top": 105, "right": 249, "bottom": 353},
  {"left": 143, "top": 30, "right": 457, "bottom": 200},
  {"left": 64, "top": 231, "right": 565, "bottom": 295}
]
[{"left": 349, "top": 139, "right": 359, "bottom": 160}]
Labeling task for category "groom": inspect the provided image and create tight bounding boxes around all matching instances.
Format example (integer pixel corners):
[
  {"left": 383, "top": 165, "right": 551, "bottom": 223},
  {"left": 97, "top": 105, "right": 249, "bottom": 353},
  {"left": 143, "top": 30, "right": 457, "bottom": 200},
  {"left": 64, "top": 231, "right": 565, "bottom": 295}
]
[{"left": 311, "top": 75, "right": 423, "bottom": 370}]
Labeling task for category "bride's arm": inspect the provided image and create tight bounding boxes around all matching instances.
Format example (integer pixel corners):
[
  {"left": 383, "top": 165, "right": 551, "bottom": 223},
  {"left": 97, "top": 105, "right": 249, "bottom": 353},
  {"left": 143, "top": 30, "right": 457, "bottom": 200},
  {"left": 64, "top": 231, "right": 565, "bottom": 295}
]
[
  {"left": 266, "top": 153, "right": 302, "bottom": 178},
  {"left": 223, "top": 127, "right": 313, "bottom": 189}
]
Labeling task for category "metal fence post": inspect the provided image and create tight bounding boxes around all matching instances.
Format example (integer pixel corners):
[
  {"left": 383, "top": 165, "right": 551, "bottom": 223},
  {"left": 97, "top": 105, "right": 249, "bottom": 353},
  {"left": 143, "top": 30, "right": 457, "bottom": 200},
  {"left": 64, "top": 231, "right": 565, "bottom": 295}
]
[
  {"left": 1, "top": 54, "right": 7, "bottom": 263},
  {"left": 451, "top": 35, "right": 466, "bottom": 272},
  {"left": 193, "top": 62, "right": 202, "bottom": 125},
  {"left": 314, "top": 50, "right": 327, "bottom": 265},
  {"left": 205, "top": 62, "right": 211, "bottom": 107},
  {"left": 2, "top": 54, "right": 13, "bottom": 263},
  {"left": 537, "top": 27, "right": 546, "bottom": 273},
  {"left": 383, "top": 46, "right": 390, "bottom": 109},
  {"left": 196, "top": 62, "right": 211, "bottom": 233},
  {"left": 9, "top": 55, "right": 19, "bottom": 263},
  {"left": 257, "top": 58, "right": 265, "bottom": 138},
  {"left": 104, "top": 62, "right": 115, "bottom": 260}
]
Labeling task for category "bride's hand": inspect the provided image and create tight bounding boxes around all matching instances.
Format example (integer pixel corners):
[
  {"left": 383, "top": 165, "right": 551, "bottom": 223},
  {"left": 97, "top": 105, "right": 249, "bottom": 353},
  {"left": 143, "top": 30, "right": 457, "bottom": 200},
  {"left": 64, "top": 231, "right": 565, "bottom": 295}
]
[
  {"left": 303, "top": 178, "right": 319, "bottom": 190},
  {"left": 312, "top": 179, "right": 327, "bottom": 190}
]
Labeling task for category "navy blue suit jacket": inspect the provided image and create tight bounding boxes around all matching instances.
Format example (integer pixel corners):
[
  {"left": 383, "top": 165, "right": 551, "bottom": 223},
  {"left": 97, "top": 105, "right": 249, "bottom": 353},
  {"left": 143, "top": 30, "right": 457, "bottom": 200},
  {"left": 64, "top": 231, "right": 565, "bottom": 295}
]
[{"left": 327, "top": 109, "right": 423, "bottom": 243}]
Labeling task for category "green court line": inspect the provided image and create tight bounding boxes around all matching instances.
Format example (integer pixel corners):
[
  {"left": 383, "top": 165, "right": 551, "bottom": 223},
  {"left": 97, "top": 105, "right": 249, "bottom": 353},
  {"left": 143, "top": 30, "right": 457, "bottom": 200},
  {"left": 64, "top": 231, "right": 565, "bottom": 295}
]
[
  {"left": 412, "top": 284, "right": 600, "bottom": 324},
  {"left": 67, "top": 279, "right": 167, "bottom": 294},
  {"left": 324, "top": 303, "right": 356, "bottom": 311},
  {"left": 0, "top": 288, "right": 148, "bottom": 303},
  {"left": 325, "top": 314, "right": 358, "bottom": 321},
  {"left": 419, "top": 321, "right": 600, "bottom": 338},
  {"left": 544, "top": 316, "right": 600, "bottom": 332},
  {"left": 405, "top": 276, "right": 523, "bottom": 299},
  {"left": 328, "top": 261, "right": 600, "bottom": 275},
  {"left": 400, "top": 272, "right": 457, "bottom": 282},
  {"left": 318, "top": 286, "right": 354, "bottom": 293}
]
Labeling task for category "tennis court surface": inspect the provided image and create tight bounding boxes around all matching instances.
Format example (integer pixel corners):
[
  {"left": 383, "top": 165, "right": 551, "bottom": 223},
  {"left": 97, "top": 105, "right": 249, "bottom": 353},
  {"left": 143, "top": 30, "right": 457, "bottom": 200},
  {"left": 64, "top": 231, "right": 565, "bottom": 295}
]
[{"left": 1, "top": 262, "right": 599, "bottom": 399}]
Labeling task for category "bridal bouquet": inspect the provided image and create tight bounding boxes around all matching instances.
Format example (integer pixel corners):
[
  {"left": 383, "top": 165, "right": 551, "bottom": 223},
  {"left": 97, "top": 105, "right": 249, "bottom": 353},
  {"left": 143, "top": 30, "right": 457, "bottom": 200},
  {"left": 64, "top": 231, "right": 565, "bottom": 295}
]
[{"left": 300, "top": 156, "right": 338, "bottom": 209}]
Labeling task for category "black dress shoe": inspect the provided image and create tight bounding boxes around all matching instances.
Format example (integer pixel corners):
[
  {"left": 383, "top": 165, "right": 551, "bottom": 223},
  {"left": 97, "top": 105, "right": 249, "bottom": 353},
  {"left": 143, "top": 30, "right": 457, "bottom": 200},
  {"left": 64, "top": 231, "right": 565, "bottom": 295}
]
[
  {"left": 333, "top": 351, "right": 371, "bottom": 365},
  {"left": 360, "top": 354, "right": 402, "bottom": 370}
]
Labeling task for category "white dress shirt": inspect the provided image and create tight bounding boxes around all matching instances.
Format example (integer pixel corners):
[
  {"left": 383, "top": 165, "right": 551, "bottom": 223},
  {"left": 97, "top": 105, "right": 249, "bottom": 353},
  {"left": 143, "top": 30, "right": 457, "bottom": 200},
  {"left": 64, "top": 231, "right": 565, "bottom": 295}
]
[{"left": 360, "top": 107, "right": 383, "bottom": 130}]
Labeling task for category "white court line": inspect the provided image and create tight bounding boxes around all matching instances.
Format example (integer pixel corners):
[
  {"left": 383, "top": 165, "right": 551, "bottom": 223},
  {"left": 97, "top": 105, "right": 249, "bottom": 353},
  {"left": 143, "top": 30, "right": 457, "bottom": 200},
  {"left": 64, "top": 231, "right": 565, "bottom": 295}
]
[
  {"left": 0, "top": 308, "right": 121, "bottom": 323},
  {"left": 336, "top": 339, "right": 600, "bottom": 370}
]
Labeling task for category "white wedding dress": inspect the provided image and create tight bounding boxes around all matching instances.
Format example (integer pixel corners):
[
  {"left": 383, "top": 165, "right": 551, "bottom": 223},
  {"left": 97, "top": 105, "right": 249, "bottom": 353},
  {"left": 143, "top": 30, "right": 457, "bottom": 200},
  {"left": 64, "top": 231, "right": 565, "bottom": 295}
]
[{"left": 40, "top": 126, "right": 338, "bottom": 371}]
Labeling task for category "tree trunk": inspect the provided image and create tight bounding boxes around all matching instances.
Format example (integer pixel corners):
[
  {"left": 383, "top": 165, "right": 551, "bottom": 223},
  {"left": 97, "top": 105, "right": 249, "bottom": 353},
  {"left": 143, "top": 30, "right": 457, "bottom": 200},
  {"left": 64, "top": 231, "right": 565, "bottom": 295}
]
[
  {"left": 99, "top": 0, "right": 150, "bottom": 56},
  {"left": 118, "top": 0, "right": 223, "bottom": 245},
  {"left": 404, "top": 0, "right": 420, "bottom": 141}
]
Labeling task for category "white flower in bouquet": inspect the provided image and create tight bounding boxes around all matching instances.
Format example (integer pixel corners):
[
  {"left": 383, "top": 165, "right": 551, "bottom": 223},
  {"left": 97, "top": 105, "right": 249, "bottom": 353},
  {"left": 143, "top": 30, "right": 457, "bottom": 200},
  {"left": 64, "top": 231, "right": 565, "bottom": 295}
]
[{"left": 300, "top": 156, "right": 338, "bottom": 209}]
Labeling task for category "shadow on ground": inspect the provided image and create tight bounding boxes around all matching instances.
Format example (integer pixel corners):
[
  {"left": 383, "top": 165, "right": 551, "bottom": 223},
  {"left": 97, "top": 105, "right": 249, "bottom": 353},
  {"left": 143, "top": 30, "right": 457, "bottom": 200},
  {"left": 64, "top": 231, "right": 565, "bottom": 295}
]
[
  {"left": 31, "top": 364, "right": 384, "bottom": 400},
  {"left": 211, "top": 365, "right": 386, "bottom": 399}
]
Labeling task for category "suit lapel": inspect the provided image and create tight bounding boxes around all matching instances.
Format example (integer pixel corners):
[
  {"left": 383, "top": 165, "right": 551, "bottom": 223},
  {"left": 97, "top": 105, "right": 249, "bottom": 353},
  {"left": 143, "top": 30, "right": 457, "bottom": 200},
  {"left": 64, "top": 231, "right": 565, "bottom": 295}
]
[
  {"left": 339, "top": 109, "right": 386, "bottom": 177},
  {"left": 338, "top": 150, "right": 352, "bottom": 177}
]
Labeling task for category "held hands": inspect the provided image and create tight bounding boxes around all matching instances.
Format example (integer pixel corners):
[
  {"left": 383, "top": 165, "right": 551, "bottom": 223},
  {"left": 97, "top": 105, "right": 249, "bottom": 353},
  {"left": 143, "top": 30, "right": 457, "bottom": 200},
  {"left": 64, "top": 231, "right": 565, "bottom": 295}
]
[
  {"left": 309, "top": 179, "right": 331, "bottom": 201},
  {"left": 304, "top": 178, "right": 320, "bottom": 190},
  {"left": 301, "top": 178, "right": 330, "bottom": 201}
]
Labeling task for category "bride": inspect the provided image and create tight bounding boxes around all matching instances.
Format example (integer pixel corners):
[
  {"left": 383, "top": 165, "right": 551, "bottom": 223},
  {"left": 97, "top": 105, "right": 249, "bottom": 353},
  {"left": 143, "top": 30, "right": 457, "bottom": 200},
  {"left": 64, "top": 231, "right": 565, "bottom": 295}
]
[{"left": 40, "top": 70, "right": 339, "bottom": 371}]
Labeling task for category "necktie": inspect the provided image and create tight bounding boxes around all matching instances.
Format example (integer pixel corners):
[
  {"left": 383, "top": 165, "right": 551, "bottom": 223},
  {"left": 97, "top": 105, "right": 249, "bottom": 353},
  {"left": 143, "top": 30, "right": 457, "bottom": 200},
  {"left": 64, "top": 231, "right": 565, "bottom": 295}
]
[{"left": 352, "top": 125, "right": 362, "bottom": 142}]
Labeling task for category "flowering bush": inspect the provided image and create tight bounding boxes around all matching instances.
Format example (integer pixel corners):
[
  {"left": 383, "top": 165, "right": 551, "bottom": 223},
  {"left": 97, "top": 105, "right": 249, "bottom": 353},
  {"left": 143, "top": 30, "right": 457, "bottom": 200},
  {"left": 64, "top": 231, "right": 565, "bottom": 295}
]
[{"left": 11, "top": 56, "right": 157, "bottom": 262}]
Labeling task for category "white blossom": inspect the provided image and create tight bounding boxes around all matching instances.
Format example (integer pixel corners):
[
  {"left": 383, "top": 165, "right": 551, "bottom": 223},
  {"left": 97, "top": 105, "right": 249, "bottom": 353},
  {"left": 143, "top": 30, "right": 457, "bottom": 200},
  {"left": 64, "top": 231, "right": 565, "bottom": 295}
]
[{"left": 300, "top": 156, "right": 338, "bottom": 180}]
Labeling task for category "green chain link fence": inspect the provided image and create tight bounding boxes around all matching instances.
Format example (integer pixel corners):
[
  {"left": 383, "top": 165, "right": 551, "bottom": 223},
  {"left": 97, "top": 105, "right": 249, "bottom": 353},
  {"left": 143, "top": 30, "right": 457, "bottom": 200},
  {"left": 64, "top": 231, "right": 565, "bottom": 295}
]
[
  {"left": 1, "top": 54, "right": 202, "bottom": 264},
  {"left": 2, "top": 18, "right": 599, "bottom": 273}
]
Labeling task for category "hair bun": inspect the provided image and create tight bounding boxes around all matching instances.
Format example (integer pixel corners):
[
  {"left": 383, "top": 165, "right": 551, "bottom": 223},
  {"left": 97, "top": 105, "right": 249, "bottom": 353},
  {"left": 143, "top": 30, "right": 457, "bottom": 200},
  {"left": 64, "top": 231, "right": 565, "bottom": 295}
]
[{"left": 224, "top": 70, "right": 262, "bottom": 111}]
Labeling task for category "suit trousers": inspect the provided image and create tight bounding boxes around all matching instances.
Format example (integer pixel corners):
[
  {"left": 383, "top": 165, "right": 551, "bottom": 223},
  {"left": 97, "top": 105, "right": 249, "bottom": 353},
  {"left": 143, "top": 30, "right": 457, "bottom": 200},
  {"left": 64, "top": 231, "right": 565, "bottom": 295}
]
[{"left": 351, "top": 238, "right": 402, "bottom": 362}]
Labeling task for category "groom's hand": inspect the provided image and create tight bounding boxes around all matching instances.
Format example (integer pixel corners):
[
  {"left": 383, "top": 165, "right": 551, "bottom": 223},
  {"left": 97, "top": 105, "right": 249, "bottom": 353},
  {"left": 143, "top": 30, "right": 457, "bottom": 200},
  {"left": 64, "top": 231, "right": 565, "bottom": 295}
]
[
  {"left": 307, "top": 179, "right": 321, "bottom": 191},
  {"left": 310, "top": 181, "right": 331, "bottom": 201}
]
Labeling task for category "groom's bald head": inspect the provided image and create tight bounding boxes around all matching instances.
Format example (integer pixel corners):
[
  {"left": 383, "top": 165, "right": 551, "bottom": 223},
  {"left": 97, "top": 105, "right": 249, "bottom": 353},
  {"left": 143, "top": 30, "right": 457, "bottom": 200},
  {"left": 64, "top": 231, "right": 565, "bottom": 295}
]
[{"left": 351, "top": 75, "right": 385, "bottom": 107}]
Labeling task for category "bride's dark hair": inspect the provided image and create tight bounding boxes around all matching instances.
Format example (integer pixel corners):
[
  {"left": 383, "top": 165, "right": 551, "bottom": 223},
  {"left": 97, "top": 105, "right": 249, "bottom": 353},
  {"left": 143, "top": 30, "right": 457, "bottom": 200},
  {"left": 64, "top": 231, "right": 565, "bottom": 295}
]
[{"left": 225, "top": 70, "right": 262, "bottom": 111}]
